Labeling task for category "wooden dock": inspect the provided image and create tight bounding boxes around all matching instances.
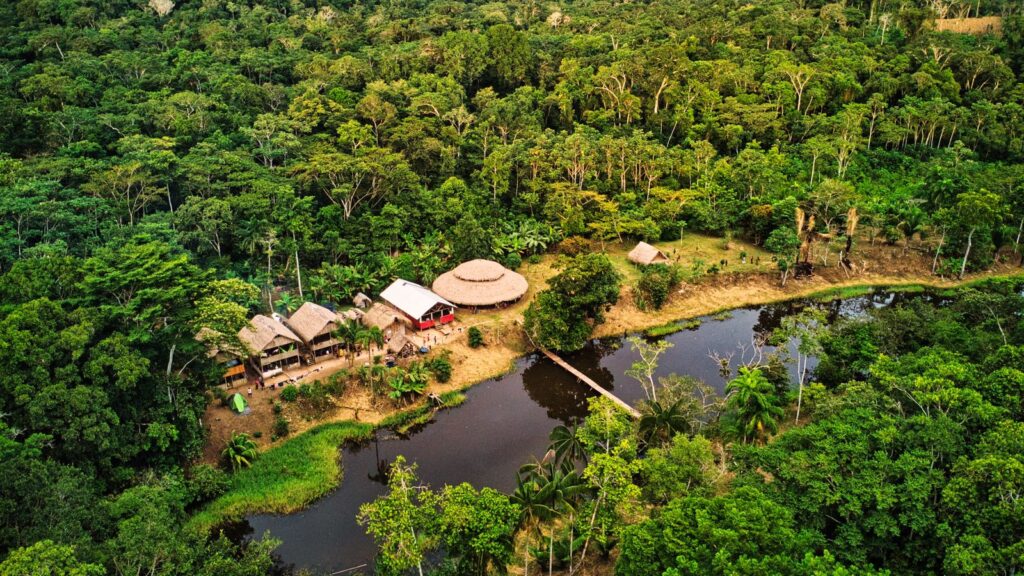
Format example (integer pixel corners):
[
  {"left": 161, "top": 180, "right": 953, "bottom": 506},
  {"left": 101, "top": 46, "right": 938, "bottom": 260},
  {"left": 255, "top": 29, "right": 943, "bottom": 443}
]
[{"left": 540, "top": 348, "right": 641, "bottom": 418}]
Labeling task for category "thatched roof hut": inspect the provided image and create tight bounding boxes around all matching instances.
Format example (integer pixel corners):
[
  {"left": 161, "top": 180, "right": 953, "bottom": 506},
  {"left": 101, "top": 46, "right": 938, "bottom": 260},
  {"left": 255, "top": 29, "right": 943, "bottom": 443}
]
[
  {"left": 363, "top": 303, "right": 409, "bottom": 332},
  {"left": 286, "top": 302, "right": 341, "bottom": 344},
  {"left": 628, "top": 242, "right": 669, "bottom": 265},
  {"left": 353, "top": 292, "right": 372, "bottom": 309},
  {"left": 432, "top": 259, "right": 529, "bottom": 307},
  {"left": 238, "top": 315, "right": 302, "bottom": 372}
]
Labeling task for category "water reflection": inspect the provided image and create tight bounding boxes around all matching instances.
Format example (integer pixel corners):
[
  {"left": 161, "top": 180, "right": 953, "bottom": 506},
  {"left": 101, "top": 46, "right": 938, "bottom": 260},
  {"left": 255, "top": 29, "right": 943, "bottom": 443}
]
[{"left": 229, "top": 291, "right": 919, "bottom": 575}]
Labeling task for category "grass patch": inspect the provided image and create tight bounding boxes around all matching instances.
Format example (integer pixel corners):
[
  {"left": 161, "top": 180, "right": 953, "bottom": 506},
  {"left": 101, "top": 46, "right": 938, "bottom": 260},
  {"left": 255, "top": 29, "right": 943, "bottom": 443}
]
[
  {"left": 188, "top": 420, "right": 373, "bottom": 532},
  {"left": 711, "top": 310, "right": 734, "bottom": 321},
  {"left": 645, "top": 318, "right": 701, "bottom": 337},
  {"left": 810, "top": 285, "right": 877, "bottom": 302},
  {"left": 380, "top": 392, "right": 468, "bottom": 434}
]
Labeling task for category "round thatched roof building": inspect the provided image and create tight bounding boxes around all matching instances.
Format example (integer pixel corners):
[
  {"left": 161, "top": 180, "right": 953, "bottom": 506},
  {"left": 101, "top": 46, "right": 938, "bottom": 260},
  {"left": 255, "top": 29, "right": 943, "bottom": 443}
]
[{"left": 432, "top": 259, "right": 529, "bottom": 307}]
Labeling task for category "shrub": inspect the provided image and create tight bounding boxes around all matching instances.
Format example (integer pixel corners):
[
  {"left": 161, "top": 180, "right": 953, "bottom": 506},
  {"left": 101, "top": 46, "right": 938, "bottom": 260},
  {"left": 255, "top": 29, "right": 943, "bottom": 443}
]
[
  {"left": 468, "top": 326, "right": 484, "bottom": 348},
  {"left": 429, "top": 355, "right": 453, "bottom": 383},
  {"left": 187, "top": 464, "right": 229, "bottom": 504},
  {"left": 280, "top": 385, "right": 298, "bottom": 402},
  {"left": 502, "top": 251, "right": 523, "bottom": 270},
  {"left": 634, "top": 264, "right": 683, "bottom": 311},
  {"left": 298, "top": 383, "right": 312, "bottom": 398},
  {"left": 557, "top": 236, "right": 592, "bottom": 256},
  {"left": 272, "top": 402, "right": 282, "bottom": 415},
  {"left": 274, "top": 416, "right": 290, "bottom": 437},
  {"left": 528, "top": 254, "right": 543, "bottom": 264},
  {"left": 211, "top": 386, "right": 229, "bottom": 407}
]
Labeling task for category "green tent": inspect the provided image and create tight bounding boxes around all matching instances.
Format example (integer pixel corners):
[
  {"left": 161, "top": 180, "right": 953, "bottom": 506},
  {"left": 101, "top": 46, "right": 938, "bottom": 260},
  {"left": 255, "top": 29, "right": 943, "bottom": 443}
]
[{"left": 230, "top": 393, "right": 247, "bottom": 413}]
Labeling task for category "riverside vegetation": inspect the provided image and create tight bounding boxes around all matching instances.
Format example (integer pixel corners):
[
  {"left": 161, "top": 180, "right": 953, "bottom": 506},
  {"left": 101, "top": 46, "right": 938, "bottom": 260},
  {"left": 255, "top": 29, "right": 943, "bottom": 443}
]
[{"left": 1, "top": 0, "right": 1024, "bottom": 574}]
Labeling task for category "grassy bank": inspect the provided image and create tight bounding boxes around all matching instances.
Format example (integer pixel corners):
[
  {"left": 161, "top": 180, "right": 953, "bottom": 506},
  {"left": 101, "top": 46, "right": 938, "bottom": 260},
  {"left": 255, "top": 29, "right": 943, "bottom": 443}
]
[
  {"left": 189, "top": 420, "right": 373, "bottom": 532},
  {"left": 190, "top": 390, "right": 470, "bottom": 532},
  {"left": 633, "top": 274, "right": 1023, "bottom": 339}
]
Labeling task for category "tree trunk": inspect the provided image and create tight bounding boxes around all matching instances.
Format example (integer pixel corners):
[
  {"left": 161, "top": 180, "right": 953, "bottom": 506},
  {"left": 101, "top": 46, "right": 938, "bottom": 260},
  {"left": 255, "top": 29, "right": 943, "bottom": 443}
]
[
  {"left": 933, "top": 228, "right": 946, "bottom": 273},
  {"left": 795, "top": 355, "right": 805, "bottom": 424},
  {"left": 1014, "top": 216, "right": 1023, "bottom": 254},
  {"left": 959, "top": 227, "right": 974, "bottom": 279},
  {"left": 294, "top": 249, "right": 303, "bottom": 299},
  {"left": 548, "top": 528, "right": 554, "bottom": 576}
]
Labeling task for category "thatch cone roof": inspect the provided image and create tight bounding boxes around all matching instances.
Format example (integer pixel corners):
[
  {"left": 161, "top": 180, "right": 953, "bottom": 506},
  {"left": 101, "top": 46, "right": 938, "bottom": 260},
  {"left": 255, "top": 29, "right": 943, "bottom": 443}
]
[
  {"left": 285, "top": 302, "right": 341, "bottom": 342},
  {"left": 238, "top": 315, "right": 301, "bottom": 353},
  {"left": 432, "top": 259, "right": 529, "bottom": 307},
  {"left": 628, "top": 242, "right": 669, "bottom": 265}
]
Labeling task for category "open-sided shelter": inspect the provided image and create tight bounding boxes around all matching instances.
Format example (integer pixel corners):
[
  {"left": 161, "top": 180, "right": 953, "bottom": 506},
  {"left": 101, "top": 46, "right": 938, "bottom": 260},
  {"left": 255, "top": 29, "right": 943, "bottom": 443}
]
[
  {"left": 379, "top": 279, "right": 456, "bottom": 330},
  {"left": 431, "top": 259, "right": 529, "bottom": 308}
]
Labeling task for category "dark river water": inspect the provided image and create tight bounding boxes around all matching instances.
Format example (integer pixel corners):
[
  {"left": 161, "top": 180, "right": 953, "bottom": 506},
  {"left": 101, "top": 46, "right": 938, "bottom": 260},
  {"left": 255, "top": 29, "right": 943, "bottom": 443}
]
[{"left": 225, "top": 291, "right": 925, "bottom": 575}]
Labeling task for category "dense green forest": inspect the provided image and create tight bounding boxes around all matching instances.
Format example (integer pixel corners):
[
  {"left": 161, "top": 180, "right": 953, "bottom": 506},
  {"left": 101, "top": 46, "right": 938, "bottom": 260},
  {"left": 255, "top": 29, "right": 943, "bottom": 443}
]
[{"left": 1, "top": 0, "right": 1023, "bottom": 573}]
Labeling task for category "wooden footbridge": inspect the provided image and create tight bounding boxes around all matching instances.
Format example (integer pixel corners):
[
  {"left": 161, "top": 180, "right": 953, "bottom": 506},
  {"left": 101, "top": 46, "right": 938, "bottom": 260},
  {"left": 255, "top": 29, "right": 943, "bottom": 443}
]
[{"left": 539, "top": 348, "right": 641, "bottom": 419}]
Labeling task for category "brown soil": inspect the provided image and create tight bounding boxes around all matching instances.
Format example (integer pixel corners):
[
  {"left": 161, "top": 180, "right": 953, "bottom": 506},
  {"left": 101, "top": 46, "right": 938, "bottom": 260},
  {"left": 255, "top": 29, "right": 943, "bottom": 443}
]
[{"left": 200, "top": 235, "right": 1021, "bottom": 463}]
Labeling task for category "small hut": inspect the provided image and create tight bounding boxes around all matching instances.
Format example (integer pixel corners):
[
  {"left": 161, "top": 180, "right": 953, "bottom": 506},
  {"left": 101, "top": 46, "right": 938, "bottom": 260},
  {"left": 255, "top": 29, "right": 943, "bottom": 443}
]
[
  {"left": 353, "top": 292, "right": 373, "bottom": 309},
  {"left": 432, "top": 259, "right": 529, "bottom": 308},
  {"left": 380, "top": 279, "right": 456, "bottom": 330},
  {"left": 363, "top": 303, "right": 407, "bottom": 332},
  {"left": 628, "top": 241, "right": 669, "bottom": 265},
  {"left": 195, "top": 327, "right": 246, "bottom": 387},
  {"left": 238, "top": 314, "right": 303, "bottom": 375},
  {"left": 285, "top": 302, "right": 346, "bottom": 363}
]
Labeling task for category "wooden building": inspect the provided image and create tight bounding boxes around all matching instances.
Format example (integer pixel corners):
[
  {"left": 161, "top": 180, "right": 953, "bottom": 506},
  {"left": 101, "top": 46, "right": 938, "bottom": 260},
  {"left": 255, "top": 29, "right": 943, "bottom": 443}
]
[
  {"left": 285, "top": 302, "right": 349, "bottom": 363},
  {"left": 238, "top": 314, "right": 303, "bottom": 375},
  {"left": 195, "top": 327, "right": 247, "bottom": 387},
  {"left": 380, "top": 279, "right": 456, "bottom": 330}
]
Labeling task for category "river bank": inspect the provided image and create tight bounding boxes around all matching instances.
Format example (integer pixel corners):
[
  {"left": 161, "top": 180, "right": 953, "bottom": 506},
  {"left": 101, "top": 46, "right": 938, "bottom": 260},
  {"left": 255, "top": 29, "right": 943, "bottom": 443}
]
[{"left": 193, "top": 235, "right": 1023, "bottom": 532}]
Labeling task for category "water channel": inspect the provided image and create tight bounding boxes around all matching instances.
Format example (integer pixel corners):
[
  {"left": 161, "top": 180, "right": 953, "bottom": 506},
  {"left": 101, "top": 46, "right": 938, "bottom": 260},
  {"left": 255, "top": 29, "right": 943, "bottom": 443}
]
[{"left": 226, "top": 291, "right": 929, "bottom": 575}]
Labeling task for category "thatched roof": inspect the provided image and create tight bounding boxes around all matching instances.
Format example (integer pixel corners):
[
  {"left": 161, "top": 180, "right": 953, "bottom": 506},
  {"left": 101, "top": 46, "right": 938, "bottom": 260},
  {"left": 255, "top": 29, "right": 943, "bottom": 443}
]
[
  {"left": 380, "top": 279, "right": 455, "bottom": 319},
  {"left": 386, "top": 332, "right": 410, "bottom": 353},
  {"left": 432, "top": 259, "right": 529, "bottom": 306},
  {"left": 362, "top": 303, "right": 409, "bottom": 331},
  {"left": 285, "top": 302, "right": 342, "bottom": 342},
  {"left": 628, "top": 242, "right": 669, "bottom": 265},
  {"left": 238, "top": 314, "right": 302, "bottom": 353},
  {"left": 339, "top": 308, "right": 364, "bottom": 322},
  {"left": 353, "top": 292, "right": 372, "bottom": 309}
]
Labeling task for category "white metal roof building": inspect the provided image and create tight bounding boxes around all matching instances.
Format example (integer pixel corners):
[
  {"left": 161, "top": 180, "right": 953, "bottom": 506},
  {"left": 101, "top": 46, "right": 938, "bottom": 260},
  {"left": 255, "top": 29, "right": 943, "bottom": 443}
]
[{"left": 379, "top": 279, "right": 456, "bottom": 330}]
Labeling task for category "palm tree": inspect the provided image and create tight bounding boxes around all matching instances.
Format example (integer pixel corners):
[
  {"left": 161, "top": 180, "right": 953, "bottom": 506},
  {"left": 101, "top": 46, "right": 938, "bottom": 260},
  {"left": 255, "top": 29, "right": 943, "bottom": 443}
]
[
  {"left": 222, "top": 432, "right": 258, "bottom": 471},
  {"left": 511, "top": 472, "right": 554, "bottom": 576},
  {"left": 724, "top": 367, "right": 783, "bottom": 444},
  {"left": 548, "top": 425, "right": 586, "bottom": 468},
  {"left": 333, "top": 318, "right": 363, "bottom": 366},
  {"left": 532, "top": 462, "right": 588, "bottom": 576},
  {"left": 366, "top": 326, "right": 384, "bottom": 357},
  {"left": 638, "top": 399, "right": 690, "bottom": 447},
  {"left": 276, "top": 292, "right": 300, "bottom": 314}
]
